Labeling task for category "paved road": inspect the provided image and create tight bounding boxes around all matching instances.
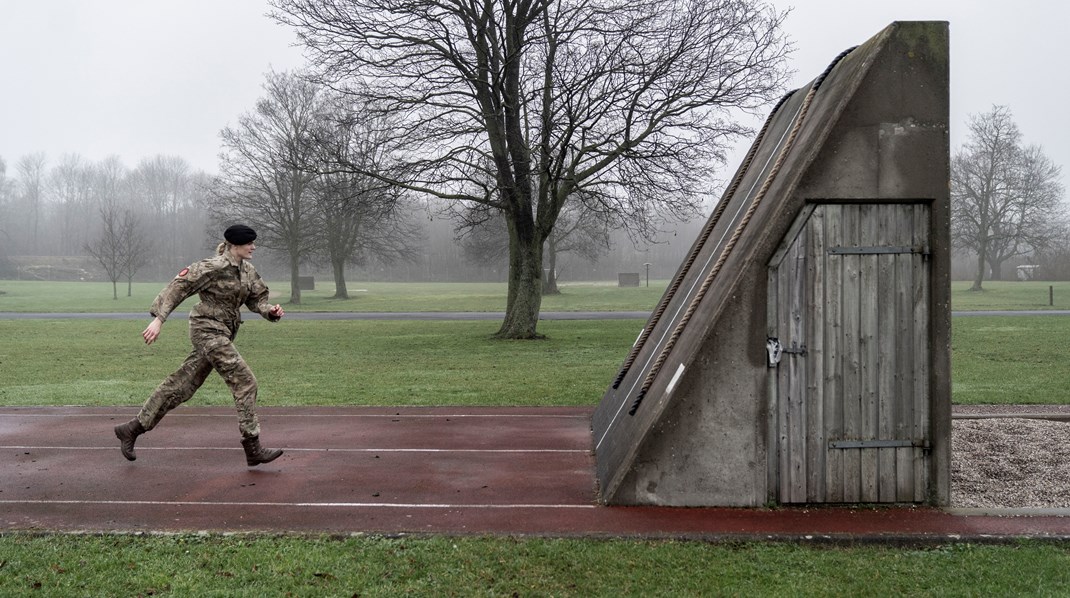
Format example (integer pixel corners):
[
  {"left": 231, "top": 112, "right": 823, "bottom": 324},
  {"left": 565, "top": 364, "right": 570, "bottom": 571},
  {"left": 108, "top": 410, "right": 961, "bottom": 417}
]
[{"left": 2, "top": 310, "right": 1067, "bottom": 320}]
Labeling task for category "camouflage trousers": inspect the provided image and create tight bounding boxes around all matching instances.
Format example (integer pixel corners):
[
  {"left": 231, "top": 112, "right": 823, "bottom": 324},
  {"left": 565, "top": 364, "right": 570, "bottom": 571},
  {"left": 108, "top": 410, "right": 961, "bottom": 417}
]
[{"left": 137, "top": 318, "right": 261, "bottom": 439}]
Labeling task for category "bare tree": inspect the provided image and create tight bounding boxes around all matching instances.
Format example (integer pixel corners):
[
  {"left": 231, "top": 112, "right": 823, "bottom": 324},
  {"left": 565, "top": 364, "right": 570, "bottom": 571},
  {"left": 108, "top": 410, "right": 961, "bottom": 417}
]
[
  {"left": 0, "top": 157, "right": 11, "bottom": 246},
  {"left": 130, "top": 155, "right": 192, "bottom": 259},
  {"left": 15, "top": 153, "right": 48, "bottom": 254},
  {"left": 85, "top": 200, "right": 149, "bottom": 299},
  {"left": 49, "top": 154, "right": 94, "bottom": 256},
  {"left": 272, "top": 0, "right": 790, "bottom": 338},
  {"left": 0, "top": 157, "right": 14, "bottom": 277},
  {"left": 1032, "top": 225, "right": 1070, "bottom": 280},
  {"left": 952, "top": 106, "right": 1066, "bottom": 290},
  {"left": 983, "top": 145, "right": 1065, "bottom": 279},
  {"left": 212, "top": 70, "right": 323, "bottom": 304},
  {"left": 314, "top": 178, "right": 423, "bottom": 298},
  {"left": 543, "top": 200, "right": 612, "bottom": 293},
  {"left": 310, "top": 97, "right": 422, "bottom": 298},
  {"left": 459, "top": 199, "right": 611, "bottom": 294}
]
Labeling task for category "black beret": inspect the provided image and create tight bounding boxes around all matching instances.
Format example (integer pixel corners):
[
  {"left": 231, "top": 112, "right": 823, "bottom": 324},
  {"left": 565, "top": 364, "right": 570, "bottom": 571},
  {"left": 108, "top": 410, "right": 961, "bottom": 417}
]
[{"left": 224, "top": 224, "right": 257, "bottom": 245}]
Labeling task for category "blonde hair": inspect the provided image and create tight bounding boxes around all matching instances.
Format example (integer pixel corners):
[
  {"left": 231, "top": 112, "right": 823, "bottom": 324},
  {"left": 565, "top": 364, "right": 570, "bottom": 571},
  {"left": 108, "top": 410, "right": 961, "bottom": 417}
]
[{"left": 217, "top": 242, "right": 231, "bottom": 256}]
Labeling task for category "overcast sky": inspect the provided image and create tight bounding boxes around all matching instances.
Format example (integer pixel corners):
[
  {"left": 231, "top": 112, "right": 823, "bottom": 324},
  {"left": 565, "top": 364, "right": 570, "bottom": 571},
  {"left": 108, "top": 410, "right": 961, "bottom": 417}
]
[{"left": 1, "top": 0, "right": 1067, "bottom": 184}]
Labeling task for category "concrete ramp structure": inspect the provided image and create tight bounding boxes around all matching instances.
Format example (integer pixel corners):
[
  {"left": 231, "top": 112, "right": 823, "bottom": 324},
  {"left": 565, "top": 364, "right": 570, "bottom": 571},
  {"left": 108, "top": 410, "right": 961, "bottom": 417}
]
[{"left": 593, "top": 21, "right": 951, "bottom": 507}]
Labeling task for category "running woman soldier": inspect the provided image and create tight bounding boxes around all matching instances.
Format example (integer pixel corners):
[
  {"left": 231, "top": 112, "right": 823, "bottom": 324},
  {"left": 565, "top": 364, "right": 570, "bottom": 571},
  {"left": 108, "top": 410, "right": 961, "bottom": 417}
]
[{"left": 114, "top": 224, "right": 286, "bottom": 466}]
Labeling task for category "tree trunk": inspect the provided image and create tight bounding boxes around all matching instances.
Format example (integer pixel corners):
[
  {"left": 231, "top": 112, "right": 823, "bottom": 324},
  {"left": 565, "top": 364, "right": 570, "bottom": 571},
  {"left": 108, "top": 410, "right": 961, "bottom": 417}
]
[
  {"left": 497, "top": 218, "right": 544, "bottom": 339},
  {"left": 970, "top": 247, "right": 986, "bottom": 291},
  {"left": 289, "top": 253, "right": 302, "bottom": 304},
  {"left": 987, "top": 257, "right": 1004, "bottom": 281},
  {"left": 332, "top": 256, "right": 349, "bottom": 299},
  {"left": 112, "top": 280, "right": 118, "bottom": 300},
  {"left": 542, "top": 236, "right": 560, "bottom": 295}
]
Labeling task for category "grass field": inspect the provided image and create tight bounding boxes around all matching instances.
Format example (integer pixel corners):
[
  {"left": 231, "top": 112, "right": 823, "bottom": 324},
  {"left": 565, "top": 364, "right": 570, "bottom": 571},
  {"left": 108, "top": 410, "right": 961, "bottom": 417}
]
[
  {"left": 0, "top": 279, "right": 670, "bottom": 313},
  {"left": 1, "top": 316, "right": 1067, "bottom": 407},
  {"left": 3, "top": 279, "right": 1070, "bottom": 595},
  {"left": 0, "top": 319, "right": 636, "bottom": 407},
  {"left": 950, "top": 280, "right": 1070, "bottom": 310},
  {"left": 2, "top": 277, "right": 1069, "bottom": 406}
]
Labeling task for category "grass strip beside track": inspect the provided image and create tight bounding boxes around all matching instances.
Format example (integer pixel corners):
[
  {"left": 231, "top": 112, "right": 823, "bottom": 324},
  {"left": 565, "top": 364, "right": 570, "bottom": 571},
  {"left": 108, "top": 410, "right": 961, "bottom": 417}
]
[{"left": 0, "top": 535, "right": 1068, "bottom": 597}]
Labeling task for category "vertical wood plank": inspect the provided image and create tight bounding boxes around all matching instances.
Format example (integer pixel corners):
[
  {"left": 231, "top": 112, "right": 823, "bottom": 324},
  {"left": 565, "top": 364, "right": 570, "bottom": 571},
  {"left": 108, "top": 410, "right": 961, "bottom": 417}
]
[
  {"left": 895, "top": 204, "right": 917, "bottom": 502},
  {"left": 806, "top": 207, "right": 826, "bottom": 502},
  {"left": 859, "top": 204, "right": 880, "bottom": 502},
  {"left": 788, "top": 228, "right": 808, "bottom": 502},
  {"left": 777, "top": 253, "right": 792, "bottom": 501},
  {"left": 824, "top": 204, "right": 845, "bottom": 502},
  {"left": 841, "top": 205, "right": 862, "bottom": 503},
  {"left": 767, "top": 262, "right": 781, "bottom": 504},
  {"left": 876, "top": 204, "right": 900, "bottom": 502},
  {"left": 913, "top": 204, "right": 932, "bottom": 501}
]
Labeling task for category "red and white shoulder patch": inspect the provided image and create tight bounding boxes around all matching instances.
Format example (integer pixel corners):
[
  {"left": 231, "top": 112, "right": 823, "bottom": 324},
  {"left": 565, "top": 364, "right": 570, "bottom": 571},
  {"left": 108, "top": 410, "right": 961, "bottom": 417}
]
[{"left": 177, "top": 267, "right": 190, "bottom": 277}]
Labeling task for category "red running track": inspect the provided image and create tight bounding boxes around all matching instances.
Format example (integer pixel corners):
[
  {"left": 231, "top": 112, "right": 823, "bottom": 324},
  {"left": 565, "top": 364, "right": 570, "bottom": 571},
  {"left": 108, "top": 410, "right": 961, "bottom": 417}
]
[{"left": 2, "top": 406, "right": 1069, "bottom": 541}]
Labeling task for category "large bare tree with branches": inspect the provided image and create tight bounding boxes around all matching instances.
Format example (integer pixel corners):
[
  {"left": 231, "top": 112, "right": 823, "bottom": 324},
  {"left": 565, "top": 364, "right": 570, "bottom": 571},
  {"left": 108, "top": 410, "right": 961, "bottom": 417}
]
[
  {"left": 271, "top": 0, "right": 790, "bottom": 338},
  {"left": 212, "top": 70, "right": 324, "bottom": 304},
  {"left": 951, "top": 105, "right": 1066, "bottom": 290},
  {"left": 311, "top": 96, "right": 423, "bottom": 298},
  {"left": 84, "top": 158, "right": 151, "bottom": 298}
]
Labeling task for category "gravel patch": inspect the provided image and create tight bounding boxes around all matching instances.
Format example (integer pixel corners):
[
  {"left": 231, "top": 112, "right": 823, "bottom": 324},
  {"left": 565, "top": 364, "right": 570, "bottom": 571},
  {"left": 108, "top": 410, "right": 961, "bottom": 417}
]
[{"left": 952, "top": 416, "right": 1070, "bottom": 508}]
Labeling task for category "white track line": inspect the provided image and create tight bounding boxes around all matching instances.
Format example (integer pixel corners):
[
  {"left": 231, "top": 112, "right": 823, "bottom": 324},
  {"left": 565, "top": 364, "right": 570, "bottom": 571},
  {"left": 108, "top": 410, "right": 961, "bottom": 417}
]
[
  {"left": 0, "top": 445, "right": 589, "bottom": 454},
  {"left": 0, "top": 499, "right": 597, "bottom": 509},
  {"left": 0, "top": 413, "right": 589, "bottom": 419}
]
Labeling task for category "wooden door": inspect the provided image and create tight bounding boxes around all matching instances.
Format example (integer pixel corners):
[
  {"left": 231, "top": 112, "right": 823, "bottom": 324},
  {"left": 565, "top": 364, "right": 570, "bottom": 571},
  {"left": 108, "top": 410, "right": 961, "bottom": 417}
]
[{"left": 769, "top": 203, "right": 931, "bottom": 504}]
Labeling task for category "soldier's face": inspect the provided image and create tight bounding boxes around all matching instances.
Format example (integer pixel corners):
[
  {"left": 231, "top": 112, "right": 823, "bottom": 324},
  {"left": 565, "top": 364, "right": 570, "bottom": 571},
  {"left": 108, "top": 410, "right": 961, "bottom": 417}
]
[{"left": 233, "top": 242, "right": 255, "bottom": 260}]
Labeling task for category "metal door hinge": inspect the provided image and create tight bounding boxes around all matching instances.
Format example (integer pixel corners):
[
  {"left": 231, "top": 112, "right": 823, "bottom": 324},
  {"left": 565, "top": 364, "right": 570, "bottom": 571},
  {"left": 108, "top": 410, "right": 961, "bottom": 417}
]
[{"left": 828, "top": 439, "right": 930, "bottom": 450}]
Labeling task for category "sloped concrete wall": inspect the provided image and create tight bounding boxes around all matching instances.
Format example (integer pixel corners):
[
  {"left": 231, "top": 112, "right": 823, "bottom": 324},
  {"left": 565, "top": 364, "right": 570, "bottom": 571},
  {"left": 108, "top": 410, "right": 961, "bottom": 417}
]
[{"left": 595, "top": 21, "right": 950, "bottom": 506}]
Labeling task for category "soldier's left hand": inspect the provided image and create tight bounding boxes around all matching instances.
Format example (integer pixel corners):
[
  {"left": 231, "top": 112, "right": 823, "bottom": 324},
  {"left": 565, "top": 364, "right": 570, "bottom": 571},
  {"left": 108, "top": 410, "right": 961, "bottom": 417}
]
[
  {"left": 269, "top": 304, "right": 285, "bottom": 319},
  {"left": 143, "top": 317, "right": 164, "bottom": 344}
]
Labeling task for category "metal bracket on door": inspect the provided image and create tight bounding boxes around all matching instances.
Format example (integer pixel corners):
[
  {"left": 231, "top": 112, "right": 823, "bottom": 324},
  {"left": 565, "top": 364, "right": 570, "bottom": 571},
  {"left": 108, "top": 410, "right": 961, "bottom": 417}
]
[{"left": 766, "top": 338, "right": 806, "bottom": 367}]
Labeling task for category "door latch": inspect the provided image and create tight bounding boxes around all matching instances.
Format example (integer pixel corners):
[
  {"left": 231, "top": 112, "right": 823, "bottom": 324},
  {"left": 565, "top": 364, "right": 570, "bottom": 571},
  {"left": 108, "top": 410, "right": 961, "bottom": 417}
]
[{"left": 767, "top": 338, "right": 806, "bottom": 367}]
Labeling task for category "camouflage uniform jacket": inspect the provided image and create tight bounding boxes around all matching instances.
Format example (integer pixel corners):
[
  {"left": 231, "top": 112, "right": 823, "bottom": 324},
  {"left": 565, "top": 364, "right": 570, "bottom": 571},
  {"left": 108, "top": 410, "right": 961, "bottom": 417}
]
[{"left": 150, "top": 252, "right": 280, "bottom": 326}]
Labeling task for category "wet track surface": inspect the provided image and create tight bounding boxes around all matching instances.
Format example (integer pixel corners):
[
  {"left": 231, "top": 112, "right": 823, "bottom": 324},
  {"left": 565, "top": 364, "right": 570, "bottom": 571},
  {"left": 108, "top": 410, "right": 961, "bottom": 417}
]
[{"left": 3, "top": 405, "right": 1070, "bottom": 540}]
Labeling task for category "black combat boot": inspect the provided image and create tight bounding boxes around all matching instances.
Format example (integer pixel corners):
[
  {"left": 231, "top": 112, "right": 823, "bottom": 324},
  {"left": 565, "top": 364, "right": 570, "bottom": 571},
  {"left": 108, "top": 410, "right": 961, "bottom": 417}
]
[
  {"left": 241, "top": 436, "right": 283, "bottom": 466},
  {"left": 114, "top": 418, "right": 145, "bottom": 461}
]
